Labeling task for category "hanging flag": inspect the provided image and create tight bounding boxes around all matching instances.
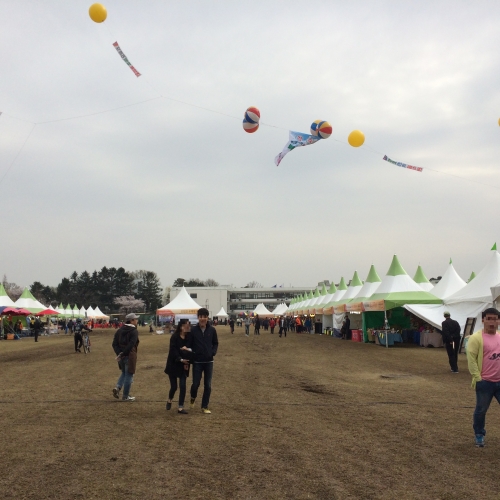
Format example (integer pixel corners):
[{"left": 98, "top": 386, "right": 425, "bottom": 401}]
[
  {"left": 274, "top": 131, "right": 321, "bottom": 166},
  {"left": 112, "top": 42, "right": 141, "bottom": 77},
  {"left": 383, "top": 155, "right": 422, "bottom": 172}
]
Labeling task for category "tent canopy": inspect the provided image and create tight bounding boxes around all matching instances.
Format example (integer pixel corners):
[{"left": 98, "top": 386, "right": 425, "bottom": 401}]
[
  {"left": 430, "top": 260, "right": 466, "bottom": 300},
  {"left": 253, "top": 303, "right": 272, "bottom": 317},
  {"left": 14, "top": 288, "right": 46, "bottom": 313},
  {"left": 413, "top": 265, "right": 433, "bottom": 292},
  {"left": 346, "top": 265, "right": 382, "bottom": 312},
  {"left": 215, "top": 307, "right": 228, "bottom": 318},
  {"left": 157, "top": 287, "right": 202, "bottom": 315},
  {"left": 0, "top": 284, "right": 15, "bottom": 307},
  {"left": 363, "top": 255, "right": 441, "bottom": 311}
]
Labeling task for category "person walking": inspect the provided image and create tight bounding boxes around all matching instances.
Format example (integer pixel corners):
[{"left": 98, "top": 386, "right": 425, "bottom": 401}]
[
  {"left": 112, "top": 313, "right": 140, "bottom": 402},
  {"left": 229, "top": 318, "right": 235, "bottom": 334},
  {"left": 254, "top": 315, "right": 261, "bottom": 335},
  {"left": 189, "top": 308, "right": 218, "bottom": 414},
  {"left": 467, "top": 307, "right": 500, "bottom": 447},
  {"left": 441, "top": 311, "right": 462, "bottom": 373},
  {"left": 165, "top": 319, "right": 192, "bottom": 414},
  {"left": 269, "top": 318, "right": 275, "bottom": 334},
  {"left": 244, "top": 316, "right": 251, "bottom": 336}
]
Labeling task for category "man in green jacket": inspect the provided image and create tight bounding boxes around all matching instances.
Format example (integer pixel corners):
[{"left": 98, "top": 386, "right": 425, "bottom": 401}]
[{"left": 467, "top": 307, "right": 500, "bottom": 447}]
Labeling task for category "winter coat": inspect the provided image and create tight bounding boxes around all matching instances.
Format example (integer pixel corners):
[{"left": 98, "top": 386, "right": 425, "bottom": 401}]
[
  {"left": 190, "top": 324, "right": 218, "bottom": 363},
  {"left": 112, "top": 324, "right": 139, "bottom": 374},
  {"left": 165, "top": 332, "right": 192, "bottom": 377}
]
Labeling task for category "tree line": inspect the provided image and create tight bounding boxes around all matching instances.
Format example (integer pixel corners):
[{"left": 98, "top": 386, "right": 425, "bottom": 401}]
[{"left": 4, "top": 268, "right": 163, "bottom": 314}]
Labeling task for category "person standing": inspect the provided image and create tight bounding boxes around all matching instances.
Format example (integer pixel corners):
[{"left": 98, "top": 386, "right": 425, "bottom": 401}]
[
  {"left": 189, "top": 308, "right": 218, "bottom": 414},
  {"left": 441, "top": 311, "right": 462, "bottom": 373},
  {"left": 34, "top": 317, "right": 42, "bottom": 342},
  {"left": 165, "top": 319, "right": 192, "bottom": 414},
  {"left": 229, "top": 318, "right": 235, "bottom": 334},
  {"left": 73, "top": 318, "right": 91, "bottom": 353},
  {"left": 467, "top": 307, "right": 500, "bottom": 447},
  {"left": 112, "top": 313, "right": 140, "bottom": 402},
  {"left": 254, "top": 315, "right": 261, "bottom": 335},
  {"left": 244, "top": 316, "right": 251, "bottom": 336}
]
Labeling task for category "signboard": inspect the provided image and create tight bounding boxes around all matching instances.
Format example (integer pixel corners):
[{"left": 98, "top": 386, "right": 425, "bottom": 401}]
[
  {"left": 346, "top": 302, "right": 364, "bottom": 312},
  {"left": 363, "top": 300, "right": 385, "bottom": 312}
]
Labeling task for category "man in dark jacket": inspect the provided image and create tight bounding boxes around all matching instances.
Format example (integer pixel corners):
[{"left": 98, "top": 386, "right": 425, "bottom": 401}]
[
  {"left": 189, "top": 308, "right": 218, "bottom": 414},
  {"left": 441, "top": 311, "right": 461, "bottom": 373},
  {"left": 34, "top": 317, "right": 42, "bottom": 342},
  {"left": 112, "top": 313, "right": 140, "bottom": 401}
]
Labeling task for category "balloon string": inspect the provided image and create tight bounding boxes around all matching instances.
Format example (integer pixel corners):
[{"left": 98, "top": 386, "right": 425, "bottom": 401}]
[{"left": 0, "top": 123, "right": 37, "bottom": 186}]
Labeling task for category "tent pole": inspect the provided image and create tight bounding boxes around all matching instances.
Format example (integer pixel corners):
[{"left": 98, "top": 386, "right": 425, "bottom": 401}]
[{"left": 384, "top": 303, "right": 389, "bottom": 349}]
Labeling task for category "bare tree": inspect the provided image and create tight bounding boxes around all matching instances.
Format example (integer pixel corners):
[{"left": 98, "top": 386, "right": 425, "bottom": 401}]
[
  {"left": 245, "top": 281, "right": 262, "bottom": 288},
  {"left": 114, "top": 295, "right": 145, "bottom": 314},
  {"left": 204, "top": 278, "right": 219, "bottom": 287},
  {"left": 3, "top": 274, "right": 24, "bottom": 301}
]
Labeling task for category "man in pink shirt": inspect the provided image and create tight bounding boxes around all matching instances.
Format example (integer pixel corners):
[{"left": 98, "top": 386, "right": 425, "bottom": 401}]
[{"left": 467, "top": 307, "right": 500, "bottom": 447}]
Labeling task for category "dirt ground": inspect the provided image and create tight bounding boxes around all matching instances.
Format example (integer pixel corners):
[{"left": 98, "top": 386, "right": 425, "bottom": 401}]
[{"left": 1, "top": 326, "right": 500, "bottom": 500}]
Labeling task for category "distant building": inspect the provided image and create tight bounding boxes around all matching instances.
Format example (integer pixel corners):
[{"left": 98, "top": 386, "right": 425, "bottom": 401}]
[{"left": 169, "top": 285, "right": 314, "bottom": 317}]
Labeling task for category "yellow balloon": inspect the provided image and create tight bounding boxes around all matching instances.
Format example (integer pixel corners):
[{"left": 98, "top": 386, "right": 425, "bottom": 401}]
[
  {"left": 348, "top": 130, "right": 365, "bottom": 147},
  {"left": 89, "top": 3, "right": 107, "bottom": 23},
  {"left": 498, "top": 118, "right": 500, "bottom": 126}
]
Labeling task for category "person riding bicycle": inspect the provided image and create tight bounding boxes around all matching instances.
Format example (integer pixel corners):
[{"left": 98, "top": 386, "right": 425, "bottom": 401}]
[{"left": 74, "top": 318, "right": 92, "bottom": 353}]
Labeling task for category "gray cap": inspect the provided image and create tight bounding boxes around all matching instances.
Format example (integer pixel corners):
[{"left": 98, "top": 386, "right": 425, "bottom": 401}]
[
  {"left": 126, "top": 313, "right": 140, "bottom": 320},
  {"left": 443, "top": 311, "right": 450, "bottom": 317}
]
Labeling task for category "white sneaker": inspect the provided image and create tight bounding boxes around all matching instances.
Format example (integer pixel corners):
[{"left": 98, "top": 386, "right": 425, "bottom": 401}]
[{"left": 122, "top": 396, "right": 136, "bottom": 402}]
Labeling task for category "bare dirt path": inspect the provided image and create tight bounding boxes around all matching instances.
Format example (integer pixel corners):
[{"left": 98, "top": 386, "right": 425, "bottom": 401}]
[{"left": 1, "top": 326, "right": 499, "bottom": 499}]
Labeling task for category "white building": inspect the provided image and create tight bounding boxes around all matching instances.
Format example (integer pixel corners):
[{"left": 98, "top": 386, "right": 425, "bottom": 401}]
[{"left": 169, "top": 285, "right": 314, "bottom": 317}]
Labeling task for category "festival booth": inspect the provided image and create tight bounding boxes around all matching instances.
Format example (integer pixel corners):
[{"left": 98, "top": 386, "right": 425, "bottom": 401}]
[
  {"left": 0, "top": 285, "right": 18, "bottom": 338},
  {"left": 361, "top": 255, "right": 442, "bottom": 347},
  {"left": 157, "top": 286, "right": 202, "bottom": 325},
  {"left": 331, "top": 271, "right": 364, "bottom": 340},
  {"left": 413, "top": 266, "right": 434, "bottom": 291},
  {"left": 405, "top": 246, "right": 500, "bottom": 334},
  {"left": 253, "top": 303, "right": 273, "bottom": 318},
  {"left": 322, "top": 278, "right": 348, "bottom": 336},
  {"left": 317, "top": 283, "right": 337, "bottom": 332}
]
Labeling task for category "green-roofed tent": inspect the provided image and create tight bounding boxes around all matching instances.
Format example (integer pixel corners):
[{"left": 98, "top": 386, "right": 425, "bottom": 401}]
[
  {"left": 333, "top": 271, "right": 363, "bottom": 313},
  {"left": 322, "top": 277, "right": 348, "bottom": 313},
  {"left": 468, "top": 272, "right": 476, "bottom": 283},
  {"left": 0, "top": 283, "right": 15, "bottom": 307},
  {"left": 315, "top": 282, "right": 337, "bottom": 314},
  {"left": 14, "top": 288, "right": 46, "bottom": 313},
  {"left": 346, "top": 265, "right": 382, "bottom": 312},
  {"left": 413, "top": 265, "right": 433, "bottom": 291},
  {"left": 361, "top": 255, "right": 442, "bottom": 346}
]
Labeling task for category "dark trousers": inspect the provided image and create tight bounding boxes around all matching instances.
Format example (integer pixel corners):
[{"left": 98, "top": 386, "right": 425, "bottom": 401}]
[
  {"left": 445, "top": 338, "right": 460, "bottom": 371},
  {"left": 190, "top": 362, "right": 213, "bottom": 409},
  {"left": 270, "top": 327, "right": 275, "bottom": 334},
  {"left": 473, "top": 380, "right": 500, "bottom": 436},
  {"left": 74, "top": 334, "right": 82, "bottom": 351},
  {"left": 168, "top": 372, "right": 187, "bottom": 407},
  {"left": 34, "top": 329, "right": 40, "bottom": 342}
]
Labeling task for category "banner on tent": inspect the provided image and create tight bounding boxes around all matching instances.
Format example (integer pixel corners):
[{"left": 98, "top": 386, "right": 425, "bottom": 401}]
[
  {"left": 346, "top": 302, "right": 364, "bottom": 312},
  {"left": 334, "top": 304, "right": 347, "bottom": 314},
  {"left": 157, "top": 308, "right": 199, "bottom": 316},
  {"left": 322, "top": 306, "right": 333, "bottom": 315},
  {"left": 363, "top": 300, "right": 385, "bottom": 312},
  {"left": 383, "top": 155, "right": 423, "bottom": 172}
]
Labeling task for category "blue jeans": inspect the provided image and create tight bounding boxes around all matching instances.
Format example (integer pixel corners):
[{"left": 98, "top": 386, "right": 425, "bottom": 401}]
[
  {"left": 473, "top": 380, "right": 500, "bottom": 436},
  {"left": 116, "top": 357, "right": 134, "bottom": 399},
  {"left": 190, "top": 362, "right": 213, "bottom": 409}
]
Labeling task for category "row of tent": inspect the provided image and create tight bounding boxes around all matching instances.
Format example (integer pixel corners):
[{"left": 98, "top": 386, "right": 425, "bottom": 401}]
[
  {"left": 0, "top": 286, "right": 109, "bottom": 319},
  {"left": 287, "top": 245, "right": 500, "bottom": 332}
]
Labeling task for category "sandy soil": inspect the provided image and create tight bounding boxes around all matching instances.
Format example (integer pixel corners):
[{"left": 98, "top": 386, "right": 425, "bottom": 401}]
[{"left": 1, "top": 326, "right": 499, "bottom": 499}]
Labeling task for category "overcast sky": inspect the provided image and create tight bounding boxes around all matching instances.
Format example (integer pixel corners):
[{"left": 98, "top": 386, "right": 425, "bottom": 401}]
[{"left": 1, "top": 0, "right": 499, "bottom": 291}]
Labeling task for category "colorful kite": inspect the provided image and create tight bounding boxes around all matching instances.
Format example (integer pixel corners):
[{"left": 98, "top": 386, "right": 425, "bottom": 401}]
[
  {"left": 274, "top": 131, "right": 321, "bottom": 166},
  {"left": 113, "top": 42, "right": 141, "bottom": 77},
  {"left": 383, "top": 155, "right": 422, "bottom": 172}
]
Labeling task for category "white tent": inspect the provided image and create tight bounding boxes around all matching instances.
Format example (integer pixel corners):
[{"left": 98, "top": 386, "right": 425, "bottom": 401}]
[
  {"left": 64, "top": 305, "right": 73, "bottom": 317},
  {"left": 86, "top": 306, "right": 96, "bottom": 318},
  {"left": 346, "top": 265, "right": 382, "bottom": 312},
  {"left": 492, "top": 285, "right": 500, "bottom": 308},
  {"left": 215, "top": 307, "right": 228, "bottom": 318},
  {"left": 405, "top": 249, "right": 500, "bottom": 331},
  {"left": 429, "top": 261, "right": 466, "bottom": 300},
  {"left": 157, "top": 286, "right": 202, "bottom": 315},
  {"left": 272, "top": 303, "right": 288, "bottom": 316},
  {"left": 413, "top": 265, "right": 434, "bottom": 292},
  {"left": 79, "top": 306, "right": 87, "bottom": 317},
  {"left": 93, "top": 306, "right": 110, "bottom": 319},
  {"left": 253, "top": 303, "right": 272, "bottom": 317}
]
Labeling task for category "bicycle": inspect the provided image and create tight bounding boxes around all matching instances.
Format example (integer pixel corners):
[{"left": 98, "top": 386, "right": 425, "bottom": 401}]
[{"left": 83, "top": 332, "right": 92, "bottom": 354}]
